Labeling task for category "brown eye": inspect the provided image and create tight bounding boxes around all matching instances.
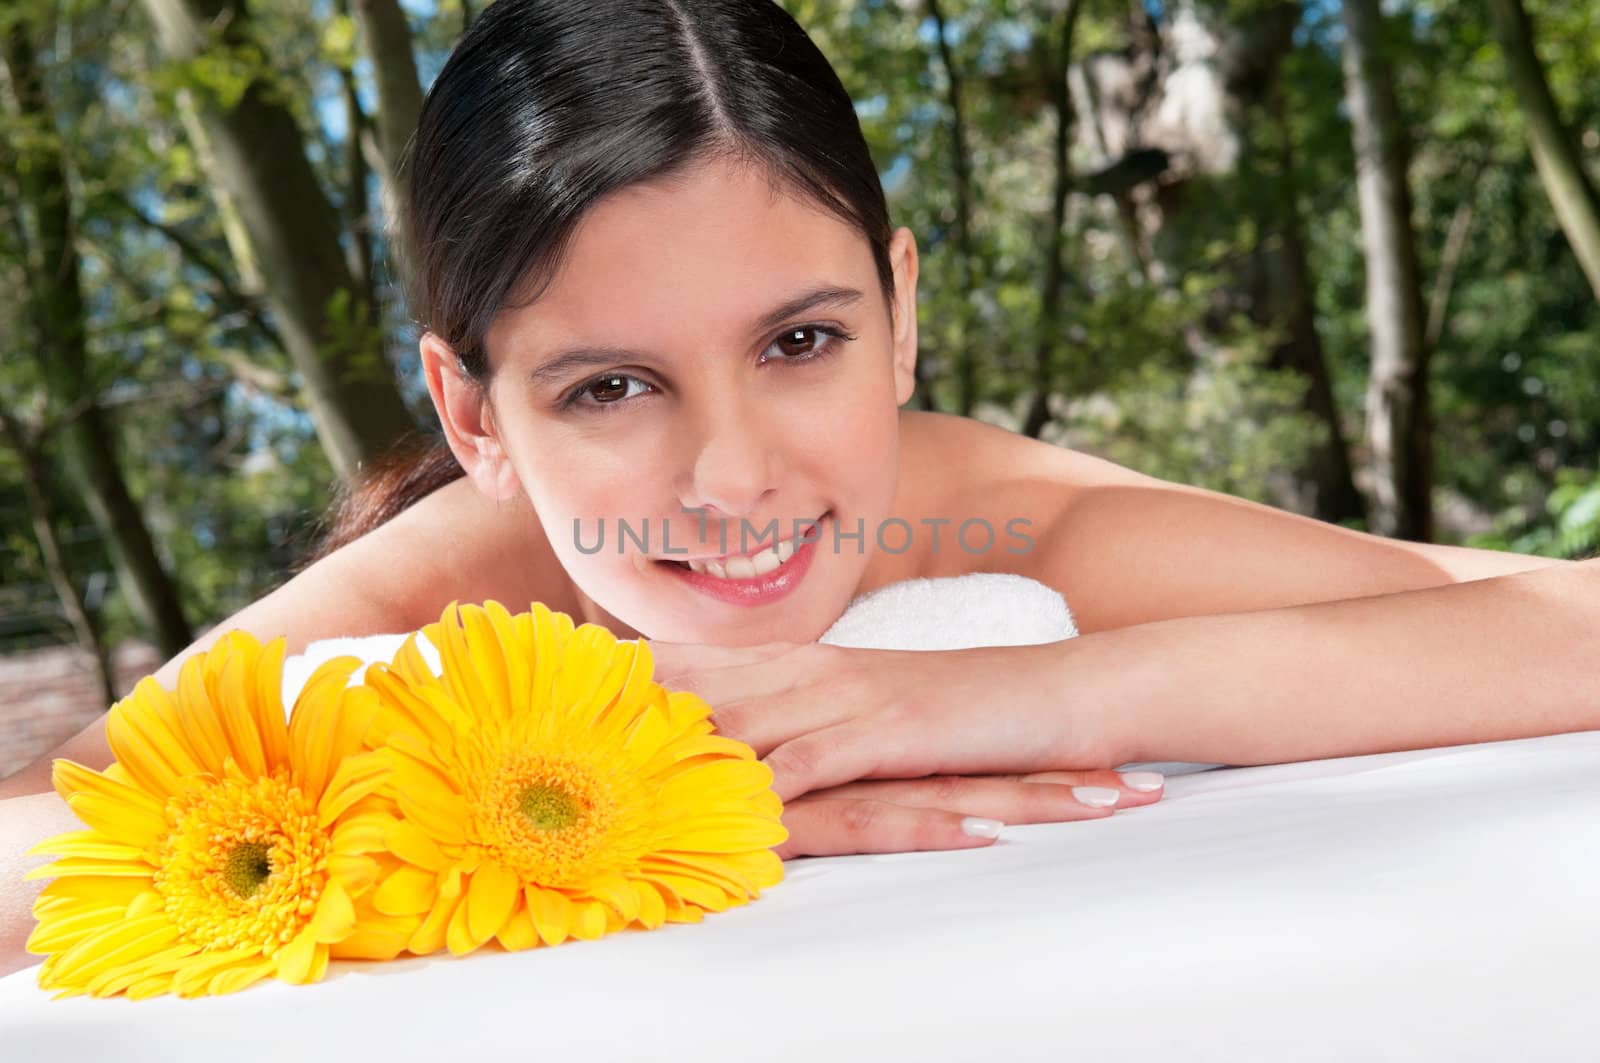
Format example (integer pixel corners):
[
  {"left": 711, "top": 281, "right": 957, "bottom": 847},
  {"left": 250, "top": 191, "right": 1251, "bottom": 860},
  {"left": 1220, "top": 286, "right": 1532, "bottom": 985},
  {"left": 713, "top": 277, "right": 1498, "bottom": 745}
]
[
  {"left": 587, "top": 375, "right": 633, "bottom": 403},
  {"left": 772, "top": 326, "right": 821, "bottom": 360}
]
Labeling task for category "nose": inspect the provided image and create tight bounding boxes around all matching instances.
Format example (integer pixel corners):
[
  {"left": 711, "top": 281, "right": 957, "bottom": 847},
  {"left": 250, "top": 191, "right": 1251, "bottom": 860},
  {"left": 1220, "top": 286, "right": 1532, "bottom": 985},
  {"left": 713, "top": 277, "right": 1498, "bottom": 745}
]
[{"left": 677, "top": 396, "right": 780, "bottom": 521}]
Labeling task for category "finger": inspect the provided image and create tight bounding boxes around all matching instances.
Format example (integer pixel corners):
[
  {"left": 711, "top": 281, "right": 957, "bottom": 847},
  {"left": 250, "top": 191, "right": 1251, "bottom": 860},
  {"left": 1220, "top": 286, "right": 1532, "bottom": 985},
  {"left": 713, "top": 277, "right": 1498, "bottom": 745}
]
[
  {"left": 774, "top": 797, "right": 1003, "bottom": 860},
  {"left": 763, "top": 722, "right": 883, "bottom": 803},
  {"left": 804, "top": 776, "right": 1119, "bottom": 823},
  {"left": 646, "top": 640, "right": 797, "bottom": 681},
  {"left": 992, "top": 769, "right": 1166, "bottom": 809},
  {"left": 708, "top": 688, "right": 858, "bottom": 758},
  {"left": 658, "top": 656, "right": 805, "bottom": 706}
]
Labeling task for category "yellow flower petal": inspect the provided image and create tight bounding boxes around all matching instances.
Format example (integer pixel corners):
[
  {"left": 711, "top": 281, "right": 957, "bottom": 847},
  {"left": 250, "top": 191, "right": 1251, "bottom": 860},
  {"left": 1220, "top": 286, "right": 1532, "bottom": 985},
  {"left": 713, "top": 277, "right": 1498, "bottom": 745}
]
[
  {"left": 309, "top": 877, "right": 357, "bottom": 944},
  {"left": 317, "top": 750, "right": 391, "bottom": 828},
  {"left": 211, "top": 957, "right": 279, "bottom": 996},
  {"left": 569, "top": 900, "right": 607, "bottom": 941},
  {"left": 43, "top": 914, "right": 179, "bottom": 987},
  {"left": 172, "top": 947, "right": 265, "bottom": 998},
  {"left": 631, "top": 880, "right": 667, "bottom": 930},
  {"left": 662, "top": 814, "right": 791, "bottom": 853},
  {"left": 493, "top": 902, "right": 539, "bottom": 951},
  {"left": 374, "top": 865, "right": 437, "bottom": 917},
  {"left": 50, "top": 759, "right": 166, "bottom": 835},
  {"left": 406, "top": 868, "right": 463, "bottom": 956},
  {"left": 328, "top": 919, "right": 414, "bottom": 961},
  {"left": 445, "top": 886, "right": 478, "bottom": 955},
  {"left": 525, "top": 886, "right": 571, "bottom": 946},
  {"left": 286, "top": 655, "right": 364, "bottom": 794},
  {"left": 465, "top": 862, "right": 519, "bottom": 947},
  {"left": 332, "top": 810, "right": 398, "bottom": 854},
  {"left": 274, "top": 927, "right": 321, "bottom": 984},
  {"left": 252, "top": 637, "right": 292, "bottom": 767},
  {"left": 85, "top": 944, "right": 197, "bottom": 999},
  {"left": 104, "top": 683, "right": 204, "bottom": 795},
  {"left": 25, "top": 906, "right": 125, "bottom": 955},
  {"left": 25, "top": 830, "right": 148, "bottom": 863},
  {"left": 173, "top": 652, "right": 232, "bottom": 775},
  {"left": 25, "top": 858, "right": 154, "bottom": 882},
  {"left": 214, "top": 635, "right": 269, "bottom": 777},
  {"left": 328, "top": 853, "right": 381, "bottom": 895},
  {"left": 383, "top": 816, "right": 449, "bottom": 871}
]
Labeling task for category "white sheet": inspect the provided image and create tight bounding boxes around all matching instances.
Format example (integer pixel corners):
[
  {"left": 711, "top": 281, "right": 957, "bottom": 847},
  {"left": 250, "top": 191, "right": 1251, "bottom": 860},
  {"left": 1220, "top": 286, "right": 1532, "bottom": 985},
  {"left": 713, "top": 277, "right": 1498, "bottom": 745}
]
[
  {"left": 5, "top": 577, "right": 1596, "bottom": 1058},
  {"left": 6, "top": 729, "right": 1599, "bottom": 1060}
]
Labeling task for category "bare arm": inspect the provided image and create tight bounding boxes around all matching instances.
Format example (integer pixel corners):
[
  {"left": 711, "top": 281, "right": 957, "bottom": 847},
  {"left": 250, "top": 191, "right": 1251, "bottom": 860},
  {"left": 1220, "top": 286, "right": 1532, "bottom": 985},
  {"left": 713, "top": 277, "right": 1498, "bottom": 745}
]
[
  {"left": 1024, "top": 477, "right": 1568, "bottom": 633},
  {"left": 1077, "top": 556, "right": 1600, "bottom": 766},
  {"left": 0, "top": 476, "right": 565, "bottom": 799}
]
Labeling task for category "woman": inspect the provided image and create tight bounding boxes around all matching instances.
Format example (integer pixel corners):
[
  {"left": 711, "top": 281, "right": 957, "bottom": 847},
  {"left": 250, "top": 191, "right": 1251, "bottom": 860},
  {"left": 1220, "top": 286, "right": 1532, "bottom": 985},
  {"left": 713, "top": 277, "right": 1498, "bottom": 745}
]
[{"left": 2, "top": 0, "right": 1595, "bottom": 962}]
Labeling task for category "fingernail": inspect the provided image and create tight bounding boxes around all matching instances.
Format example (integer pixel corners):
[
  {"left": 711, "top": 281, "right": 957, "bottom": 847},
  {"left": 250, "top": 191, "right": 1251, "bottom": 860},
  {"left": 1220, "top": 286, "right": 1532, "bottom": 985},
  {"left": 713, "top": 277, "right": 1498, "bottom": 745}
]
[
  {"left": 1073, "top": 786, "right": 1120, "bottom": 808},
  {"left": 961, "top": 816, "right": 1004, "bottom": 839},
  {"left": 1118, "top": 771, "right": 1165, "bottom": 792}
]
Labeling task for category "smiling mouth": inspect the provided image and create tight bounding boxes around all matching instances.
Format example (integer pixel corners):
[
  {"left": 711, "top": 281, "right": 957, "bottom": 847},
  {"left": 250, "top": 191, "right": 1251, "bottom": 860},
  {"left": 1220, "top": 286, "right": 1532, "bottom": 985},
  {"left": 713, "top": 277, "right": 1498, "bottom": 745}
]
[{"left": 654, "top": 511, "right": 830, "bottom": 581}]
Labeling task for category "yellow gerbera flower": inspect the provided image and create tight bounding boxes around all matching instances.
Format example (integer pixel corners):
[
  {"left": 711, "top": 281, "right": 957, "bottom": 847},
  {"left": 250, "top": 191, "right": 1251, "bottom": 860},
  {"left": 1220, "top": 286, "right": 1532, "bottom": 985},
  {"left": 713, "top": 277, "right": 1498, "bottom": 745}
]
[
  {"left": 363, "top": 600, "right": 787, "bottom": 957},
  {"left": 25, "top": 632, "right": 417, "bottom": 999}
]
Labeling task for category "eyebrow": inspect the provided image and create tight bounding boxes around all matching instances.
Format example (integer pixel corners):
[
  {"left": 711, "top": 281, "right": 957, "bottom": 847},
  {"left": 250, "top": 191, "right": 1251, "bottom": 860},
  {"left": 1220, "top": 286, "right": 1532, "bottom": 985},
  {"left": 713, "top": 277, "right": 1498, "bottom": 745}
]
[{"left": 527, "top": 284, "right": 864, "bottom": 385}]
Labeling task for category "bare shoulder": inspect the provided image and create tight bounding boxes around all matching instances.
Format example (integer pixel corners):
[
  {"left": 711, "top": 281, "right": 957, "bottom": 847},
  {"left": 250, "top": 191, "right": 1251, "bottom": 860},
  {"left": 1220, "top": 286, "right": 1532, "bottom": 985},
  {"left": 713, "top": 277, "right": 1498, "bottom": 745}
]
[
  {"left": 892, "top": 411, "right": 1155, "bottom": 582},
  {"left": 898, "top": 410, "right": 1155, "bottom": 495},
  {"left": 359, "top": 475, "right": 581, "bottom": 628},
  {"left": 898, "top": 411, "right": 1563, "bottom": 632}
]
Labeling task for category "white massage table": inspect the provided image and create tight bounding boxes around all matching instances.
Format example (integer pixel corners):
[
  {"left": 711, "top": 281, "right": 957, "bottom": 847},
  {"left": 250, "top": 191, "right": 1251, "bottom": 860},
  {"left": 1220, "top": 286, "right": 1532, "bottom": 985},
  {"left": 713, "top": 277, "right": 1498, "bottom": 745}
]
[{"left": 3, "top": 576, "right": 1595, "bottom": 1059}]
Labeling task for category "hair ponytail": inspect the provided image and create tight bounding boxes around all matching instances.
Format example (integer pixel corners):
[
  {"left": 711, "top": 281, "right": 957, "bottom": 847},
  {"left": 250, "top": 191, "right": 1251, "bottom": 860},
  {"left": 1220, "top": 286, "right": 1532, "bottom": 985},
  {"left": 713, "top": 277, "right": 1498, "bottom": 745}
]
[{"left": 301, "top": 436, "right": 465, "bottom": 568}]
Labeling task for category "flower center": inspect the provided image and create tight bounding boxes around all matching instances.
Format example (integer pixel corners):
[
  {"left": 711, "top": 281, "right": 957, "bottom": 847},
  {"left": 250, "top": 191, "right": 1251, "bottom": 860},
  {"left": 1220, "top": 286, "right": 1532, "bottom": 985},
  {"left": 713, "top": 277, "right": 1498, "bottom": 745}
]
[
  {"left": 154, "top": 766, "right": 329, "bottom": 951},
  {"left": 222, "top": 840, "right": 274, "bottom": 899},
  {"left": 465, "top": 749, "right": 630, "bottom": 887},
  {"left": 517, "top": 783, "right": 580, "bottom": 833}
]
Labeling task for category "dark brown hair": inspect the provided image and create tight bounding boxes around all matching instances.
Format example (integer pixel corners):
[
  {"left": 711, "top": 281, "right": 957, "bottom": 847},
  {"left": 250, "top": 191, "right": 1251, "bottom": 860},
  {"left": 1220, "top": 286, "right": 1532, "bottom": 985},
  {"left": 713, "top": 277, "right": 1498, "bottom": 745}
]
[{"left": 308, "top": 0, "right": 896, "bottom": 564}]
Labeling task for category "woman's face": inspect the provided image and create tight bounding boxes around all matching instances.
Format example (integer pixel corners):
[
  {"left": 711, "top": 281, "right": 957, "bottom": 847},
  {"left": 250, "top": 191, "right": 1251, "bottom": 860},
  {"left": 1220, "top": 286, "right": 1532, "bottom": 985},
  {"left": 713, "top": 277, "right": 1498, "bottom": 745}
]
[{"left": 436, "top": 156, "right": 919, "bottom": 645}]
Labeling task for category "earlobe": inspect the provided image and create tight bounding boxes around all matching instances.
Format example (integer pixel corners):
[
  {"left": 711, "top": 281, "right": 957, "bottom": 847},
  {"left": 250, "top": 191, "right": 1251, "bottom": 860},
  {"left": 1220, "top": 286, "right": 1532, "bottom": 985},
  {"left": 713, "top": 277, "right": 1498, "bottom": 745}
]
[
  {"left": 418, "top": 333, "right": 522, "bottom": 502},
  {"left": 887, "top": 227, "right": 920, "bottom": 407}
]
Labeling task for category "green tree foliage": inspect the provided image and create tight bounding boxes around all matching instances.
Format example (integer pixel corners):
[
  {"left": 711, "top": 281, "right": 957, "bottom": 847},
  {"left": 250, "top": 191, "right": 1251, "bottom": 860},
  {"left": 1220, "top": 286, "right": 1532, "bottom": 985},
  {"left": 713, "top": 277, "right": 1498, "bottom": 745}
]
[{"left": 1, "top": 0, "right": 1596, "bottom": 665}]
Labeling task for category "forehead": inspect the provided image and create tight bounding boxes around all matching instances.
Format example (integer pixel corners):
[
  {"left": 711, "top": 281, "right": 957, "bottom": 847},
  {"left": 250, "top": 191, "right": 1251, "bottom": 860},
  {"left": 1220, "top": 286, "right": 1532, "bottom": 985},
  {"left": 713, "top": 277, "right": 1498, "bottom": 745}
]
[{"left": 489, "top": 159, "right": 872, "bottom": 355}]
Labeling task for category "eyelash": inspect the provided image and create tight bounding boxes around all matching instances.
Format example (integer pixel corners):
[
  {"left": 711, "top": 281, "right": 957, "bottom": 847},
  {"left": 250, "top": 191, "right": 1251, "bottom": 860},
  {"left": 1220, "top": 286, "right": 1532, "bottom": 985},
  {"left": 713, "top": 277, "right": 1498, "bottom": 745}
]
[{"left": 559, "top": 323, "right": 857, "bottom": 412}]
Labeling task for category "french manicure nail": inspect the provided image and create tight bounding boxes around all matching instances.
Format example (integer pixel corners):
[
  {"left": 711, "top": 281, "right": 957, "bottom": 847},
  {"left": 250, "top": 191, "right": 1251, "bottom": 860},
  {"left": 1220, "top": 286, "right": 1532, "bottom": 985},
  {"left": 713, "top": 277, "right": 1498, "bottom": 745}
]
[
  {"left": 961, "top": 816, "right": 1004, "bottom": 839},
  {"left": 1119, "top": 771, "right": 1165, "bottom": 792},
  {"left": 1073, "top": 786, "right": 1120, "bottom": 808}
]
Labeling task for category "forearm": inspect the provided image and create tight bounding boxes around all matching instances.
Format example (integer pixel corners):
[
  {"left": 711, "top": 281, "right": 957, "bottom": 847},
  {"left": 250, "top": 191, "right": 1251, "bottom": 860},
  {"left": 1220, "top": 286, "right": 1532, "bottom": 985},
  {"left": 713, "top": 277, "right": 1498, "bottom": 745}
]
[
  {"left": 1089, "top": 557, "right": 1600, "bottom": 766},
  {"left": 0, "top": 792, "right": 81, "bottom": 979}
]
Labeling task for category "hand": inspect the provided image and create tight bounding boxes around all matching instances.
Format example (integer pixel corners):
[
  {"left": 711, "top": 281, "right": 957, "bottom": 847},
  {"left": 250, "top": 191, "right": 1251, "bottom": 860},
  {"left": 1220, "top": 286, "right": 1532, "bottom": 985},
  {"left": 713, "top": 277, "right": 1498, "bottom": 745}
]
[
  {"left": 649, "top": 639, "right": 1154, "bottom": 857},
  {"left": 775, "top": 769, "right": 1164, "bottom": 860}
]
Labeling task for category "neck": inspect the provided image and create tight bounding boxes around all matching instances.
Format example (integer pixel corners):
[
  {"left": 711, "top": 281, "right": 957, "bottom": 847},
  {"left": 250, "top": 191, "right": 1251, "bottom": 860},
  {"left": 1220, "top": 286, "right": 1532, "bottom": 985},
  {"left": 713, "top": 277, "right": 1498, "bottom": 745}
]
[{"left": 570, "top": 583, "right": 644, "bottom": 640}]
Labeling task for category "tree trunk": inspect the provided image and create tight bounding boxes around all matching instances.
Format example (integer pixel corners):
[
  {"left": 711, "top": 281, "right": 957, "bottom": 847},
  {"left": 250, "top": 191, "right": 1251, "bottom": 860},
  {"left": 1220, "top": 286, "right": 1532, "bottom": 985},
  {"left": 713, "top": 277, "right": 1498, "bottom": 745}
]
[
  {"left": 1023, "top": 0, "right": 1085, "bottom": 440},
  {"left": 927, "top": 0, "right": 983, "bottom": 416},
  {"left": 1487, "top": 0, "right": 1600, "bottom": 301},
  {"left": 1340, "top": 0, "right": 1433, "bottom": 541},
  {"left": 3, "top": 22, "right": 194, "bottom": 657},
  {"left": 139, "top": 0, "right": 417, "bottom": 478},
  {"left": 0, "top": 412, "right": 119, "bottom": 710},
  {"left": 1063, "top": 0, "right": 1362, "bottom": 522},
  {"left": 351, "top": 0, "right": 424, "bottom": 290},
  {"left": 1255, "top": 78, "right": 1365, "bottom": 525}
]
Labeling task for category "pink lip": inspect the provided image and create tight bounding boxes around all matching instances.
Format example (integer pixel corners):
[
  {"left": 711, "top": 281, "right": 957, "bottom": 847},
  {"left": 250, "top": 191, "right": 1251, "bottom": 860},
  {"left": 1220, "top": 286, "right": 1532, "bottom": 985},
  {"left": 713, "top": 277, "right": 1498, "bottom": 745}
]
[
  {"left": 657, "top": 515, "right": 826, "bottom": 606},
  {"left": 658, "top": 513, "right": 828, "bottom": 562}
]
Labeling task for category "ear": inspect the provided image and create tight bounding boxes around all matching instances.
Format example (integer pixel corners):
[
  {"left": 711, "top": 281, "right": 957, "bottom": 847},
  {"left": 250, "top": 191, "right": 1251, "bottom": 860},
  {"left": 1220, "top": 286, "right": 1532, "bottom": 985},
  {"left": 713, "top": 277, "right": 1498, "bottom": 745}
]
[
  {"left": 887, "top": 226, "right": 920, "bottom": 407},
  {"left": 419, "top": 332, "right": 522, "bottom": 502}
]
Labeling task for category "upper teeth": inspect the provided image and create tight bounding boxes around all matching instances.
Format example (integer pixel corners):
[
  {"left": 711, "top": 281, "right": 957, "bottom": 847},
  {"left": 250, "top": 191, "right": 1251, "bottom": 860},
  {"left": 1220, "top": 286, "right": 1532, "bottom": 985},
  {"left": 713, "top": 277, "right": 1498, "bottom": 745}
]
[{"left": 685, "top": 538, "right": 798, "bottom": 579}]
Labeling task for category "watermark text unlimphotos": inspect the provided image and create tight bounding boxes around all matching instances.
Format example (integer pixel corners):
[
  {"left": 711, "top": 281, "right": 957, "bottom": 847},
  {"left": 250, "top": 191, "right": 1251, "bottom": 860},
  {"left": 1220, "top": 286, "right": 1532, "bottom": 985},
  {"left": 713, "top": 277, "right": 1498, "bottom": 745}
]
[{"left": 572, "top": 507, "right": 1033, "bottom": 557}]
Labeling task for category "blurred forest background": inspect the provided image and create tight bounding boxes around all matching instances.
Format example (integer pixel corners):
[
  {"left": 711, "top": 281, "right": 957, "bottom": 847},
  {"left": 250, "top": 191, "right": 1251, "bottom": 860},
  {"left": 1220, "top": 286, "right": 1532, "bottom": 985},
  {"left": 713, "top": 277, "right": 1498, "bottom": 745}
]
[{"left": 1, "top": 0, "right": 1598, "bottom": 715}]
